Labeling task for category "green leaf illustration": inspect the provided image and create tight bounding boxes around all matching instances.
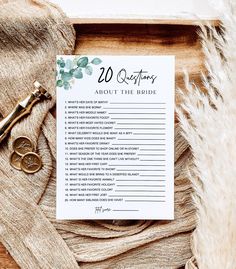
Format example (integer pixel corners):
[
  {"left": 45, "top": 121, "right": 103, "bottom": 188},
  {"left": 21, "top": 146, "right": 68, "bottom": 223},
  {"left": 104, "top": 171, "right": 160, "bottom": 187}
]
[
  {"left": 62, "top": 72, "right": 73, "bottom": 81},
  {"left": 60, "top": 62, "right": 65, "bottom": 68},
  {"left": 57, "top": 56, "right": 102, "bottom": 90},
  {"left": 69, "top": 69, "right": 75, "bottom": 75},
  {"left": 65, "top": 59, "right": 73, "bottom": 70},
  {"left": 73, "top": 69, "right": 83, "bottom": 79},
  {"left": 73, "top": 57, "right": 79, "bottom": 66},
  {"left": 57, "top": 80, "right": 63, "bottom": 87},
  {"left": 91, "top": 58, "right": 102, "bottom": 65},
  {"left": 77, "top": 57, "right": 88, "bottom": 67},
  {"left": 64, "top": 81, "right": 70, "bottom": 90},
  {"left": 85, "top": 65, "right": 93, "bottom": 75}
]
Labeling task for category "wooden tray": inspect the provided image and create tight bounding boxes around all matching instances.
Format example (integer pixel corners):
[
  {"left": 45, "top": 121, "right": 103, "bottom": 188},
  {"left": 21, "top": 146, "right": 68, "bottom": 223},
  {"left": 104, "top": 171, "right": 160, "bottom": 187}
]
[{"left": 0, "top": 22, "right": 205, "bottom": 269}]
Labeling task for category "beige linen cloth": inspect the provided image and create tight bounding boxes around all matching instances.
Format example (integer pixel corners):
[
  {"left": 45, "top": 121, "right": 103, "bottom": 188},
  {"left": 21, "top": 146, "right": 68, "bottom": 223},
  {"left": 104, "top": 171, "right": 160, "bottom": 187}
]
[{"left": 0, "top": 0, "right": 196, "bottom": 268}]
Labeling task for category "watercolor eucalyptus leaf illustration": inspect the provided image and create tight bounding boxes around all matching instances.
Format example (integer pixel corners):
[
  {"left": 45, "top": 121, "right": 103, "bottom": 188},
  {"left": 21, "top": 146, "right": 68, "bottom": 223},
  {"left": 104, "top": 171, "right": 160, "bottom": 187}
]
[
  {"left": 85, "top": 65, "right": 93, "bottom": 75},
  {"left": 56, "top": 56, "right": 102, "bottom": 90},
  {"left": 73, "top": 69, "right": 83, "bottom": 79},
  {"left": 91, "top": 58, "right": 102, "bottom": 65},
  {"left": 77, "top": 57, "right": 88, "bottom": 67},
  {"left": 65, "top": 59, "right": 73, "bottom": 70}
]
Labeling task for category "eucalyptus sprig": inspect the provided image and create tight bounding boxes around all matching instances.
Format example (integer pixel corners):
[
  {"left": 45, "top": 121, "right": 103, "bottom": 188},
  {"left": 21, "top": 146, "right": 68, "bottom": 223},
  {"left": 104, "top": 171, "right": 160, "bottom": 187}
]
[{"left": 56, "top": 56, "right": 102, "bottom": 90}]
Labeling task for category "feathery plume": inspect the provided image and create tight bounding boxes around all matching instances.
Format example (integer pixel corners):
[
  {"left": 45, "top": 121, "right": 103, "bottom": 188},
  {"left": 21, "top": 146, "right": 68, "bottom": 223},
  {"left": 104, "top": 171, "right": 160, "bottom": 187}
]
[{"left": 178, "top": 1, "right": 236, "bottom": 268}]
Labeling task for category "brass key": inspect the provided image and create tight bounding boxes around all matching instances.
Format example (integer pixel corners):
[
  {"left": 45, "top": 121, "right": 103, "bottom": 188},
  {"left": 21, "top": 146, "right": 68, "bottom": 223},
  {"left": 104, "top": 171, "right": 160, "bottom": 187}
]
[{"left": 0, "top": 81, "right": 52, "bottom": 144}]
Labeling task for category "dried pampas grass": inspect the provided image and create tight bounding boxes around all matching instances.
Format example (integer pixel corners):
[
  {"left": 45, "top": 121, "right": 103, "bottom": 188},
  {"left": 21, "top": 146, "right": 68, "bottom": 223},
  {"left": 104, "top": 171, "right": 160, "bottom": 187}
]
[{"left": 178, "top": 1, "right": 236, "bottom": 268}]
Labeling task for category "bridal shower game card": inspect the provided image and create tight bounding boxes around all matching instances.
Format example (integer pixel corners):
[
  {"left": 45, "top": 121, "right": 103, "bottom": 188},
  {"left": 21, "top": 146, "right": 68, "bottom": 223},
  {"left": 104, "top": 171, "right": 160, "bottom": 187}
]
[{"left": 56, "top": 55, "right": 175, "bottom": 219}]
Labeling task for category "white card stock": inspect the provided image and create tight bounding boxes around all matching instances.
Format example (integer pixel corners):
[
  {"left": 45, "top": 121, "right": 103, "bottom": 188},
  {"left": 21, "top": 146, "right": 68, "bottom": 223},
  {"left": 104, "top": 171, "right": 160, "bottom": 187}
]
[{"left": 56, "top": 55, "right": 175, "bottom": 219}]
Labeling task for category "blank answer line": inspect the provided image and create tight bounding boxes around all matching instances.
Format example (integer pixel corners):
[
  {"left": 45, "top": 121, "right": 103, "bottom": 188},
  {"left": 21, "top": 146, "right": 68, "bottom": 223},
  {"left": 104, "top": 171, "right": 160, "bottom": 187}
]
[
  {"left": 116, "top": 184, "right": 165, "bottom": 187},
  {"left": 140, "top": 149, "right": 166, "bottom": 151},
  {"left": 114, "top": 128, "right": 165, "bottom": 130},
  {"left": 108, "top": 164, "right": 165, "bottom": 166},
  {"left": 109, "top": 113, "right": 166, "bottom": 115},
  {"left": 117, "top": 123, "right": 165, "bottom": 125},
  {"left": 112, "top": 209, "right": 139, "bottom": 212},
  {"left": 133, "top": 133, "right": 165, "bottom": 135},
  {"left": 116, "top": 170, "right": 165, "bottom": 172},
  {"left": 117, "top": 139, "right": 165, "bottom": 141},
  {"left": 112, "top": 144, "right": 166, "bottom": 146},
  {"left": 140, "top": 175, "right": 165, "bottom": 177},
  {"left": 125, "top": 200, "right": 165, "bottom": 202},
  {"left": 140, "top": 159, "right": 165, "bottom": 161},
  {"left": 109, "top": 195, "right": 165, "bottom": 197},
  {"left": 111, "top": 118, "right": 165, "bottom": 120},
  {"left": 115, "top": 190, "right": 166, "bottom": 192},
  {"left": 104, "top": 107, "right": 166, "bottom": 109},
  {"left": 138, "top": 154, "right": 166, "bottom": 156},
  {"left": 109, "top": 102, "right": 166, "bottom": 104},
  {"left": 116, "top": 180, "right": 165, "bottom": 182}
]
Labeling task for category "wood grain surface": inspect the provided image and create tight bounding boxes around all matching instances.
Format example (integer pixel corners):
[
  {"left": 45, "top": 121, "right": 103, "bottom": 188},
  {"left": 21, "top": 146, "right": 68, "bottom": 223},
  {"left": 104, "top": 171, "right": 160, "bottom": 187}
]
[
  {"left": 0, "top": 23, "right": 204, "bottom": 268},
  {"left": 70, "top": 18, "right": 219, "bottom": 26}
]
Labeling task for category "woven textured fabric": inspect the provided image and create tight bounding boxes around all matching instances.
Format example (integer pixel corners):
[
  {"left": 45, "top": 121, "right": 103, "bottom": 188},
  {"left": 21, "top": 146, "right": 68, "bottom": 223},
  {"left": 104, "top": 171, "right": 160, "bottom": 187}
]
[{"left": 0, "top": 1, "right": 196, "bottom": 268}]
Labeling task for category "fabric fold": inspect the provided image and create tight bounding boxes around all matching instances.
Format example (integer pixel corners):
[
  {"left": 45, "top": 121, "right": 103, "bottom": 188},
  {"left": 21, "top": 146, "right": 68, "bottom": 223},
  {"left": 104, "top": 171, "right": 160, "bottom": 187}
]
[{"left": 0, "top": 0, "right": 77, "bottom": 268}]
